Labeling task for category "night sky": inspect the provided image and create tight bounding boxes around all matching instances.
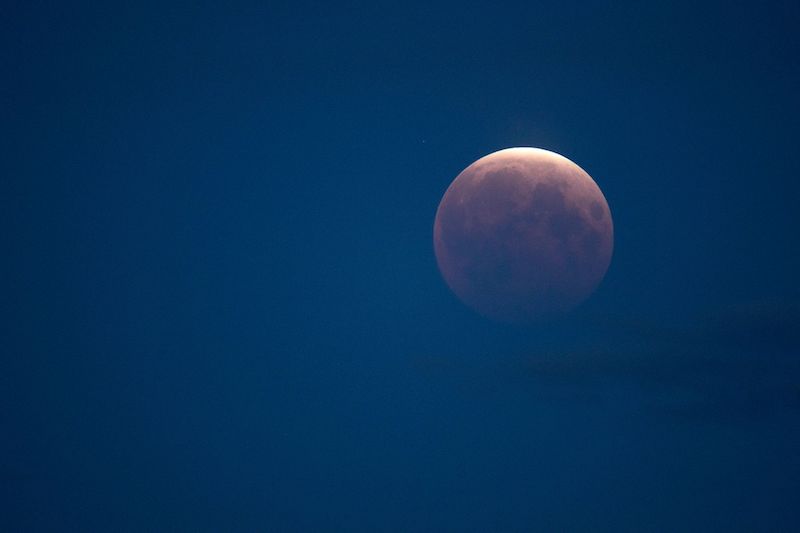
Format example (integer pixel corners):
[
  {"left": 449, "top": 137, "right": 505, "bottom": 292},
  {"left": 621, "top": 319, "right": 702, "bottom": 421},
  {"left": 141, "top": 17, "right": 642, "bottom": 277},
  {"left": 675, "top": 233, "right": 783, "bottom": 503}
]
[{"left": 4, "top": 1, "right": 800, "bottom": 531}]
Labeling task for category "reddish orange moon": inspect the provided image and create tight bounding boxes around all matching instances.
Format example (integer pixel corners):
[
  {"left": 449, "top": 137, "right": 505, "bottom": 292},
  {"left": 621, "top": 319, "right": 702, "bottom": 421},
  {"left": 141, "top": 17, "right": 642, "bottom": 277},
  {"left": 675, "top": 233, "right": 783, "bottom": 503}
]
[{"left": 433, "top": 147, "right": 613, "bottom": 323}]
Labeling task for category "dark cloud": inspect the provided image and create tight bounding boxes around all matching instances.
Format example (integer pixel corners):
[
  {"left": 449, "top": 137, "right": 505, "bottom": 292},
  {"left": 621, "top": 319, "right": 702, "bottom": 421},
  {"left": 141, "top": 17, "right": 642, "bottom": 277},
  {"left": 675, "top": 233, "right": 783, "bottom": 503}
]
[{"left": 412, "top": 298, "right": 800, "bottom": 421}]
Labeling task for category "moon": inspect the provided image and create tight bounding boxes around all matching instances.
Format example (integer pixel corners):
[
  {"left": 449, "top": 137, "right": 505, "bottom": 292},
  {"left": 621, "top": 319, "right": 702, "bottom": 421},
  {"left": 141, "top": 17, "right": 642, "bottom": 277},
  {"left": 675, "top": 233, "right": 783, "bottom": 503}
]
[{"left": 433, "top": 147, "right": 613, "bottom": 323}]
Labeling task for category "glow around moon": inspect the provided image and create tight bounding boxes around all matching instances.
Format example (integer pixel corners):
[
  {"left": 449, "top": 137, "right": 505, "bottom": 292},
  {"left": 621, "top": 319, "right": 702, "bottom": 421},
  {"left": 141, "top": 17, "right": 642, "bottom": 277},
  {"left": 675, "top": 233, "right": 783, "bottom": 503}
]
[{"left": 433, "top": 147, "right": 613, "bottom": 323}]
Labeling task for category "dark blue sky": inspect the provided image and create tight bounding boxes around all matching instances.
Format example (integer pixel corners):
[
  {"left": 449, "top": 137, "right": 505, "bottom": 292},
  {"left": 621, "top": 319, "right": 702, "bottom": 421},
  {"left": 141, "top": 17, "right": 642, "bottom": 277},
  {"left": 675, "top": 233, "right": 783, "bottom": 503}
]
[{"left": 4, "top": 1, "right": 800, "bottom": 531}]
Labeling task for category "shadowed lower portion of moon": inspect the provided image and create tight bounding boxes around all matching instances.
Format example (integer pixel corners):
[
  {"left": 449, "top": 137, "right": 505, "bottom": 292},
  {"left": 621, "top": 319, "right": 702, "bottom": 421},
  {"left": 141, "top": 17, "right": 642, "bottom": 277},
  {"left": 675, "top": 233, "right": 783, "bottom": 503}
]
[{"left": 434, "top": 147, "right": 613, "bottom": 323}]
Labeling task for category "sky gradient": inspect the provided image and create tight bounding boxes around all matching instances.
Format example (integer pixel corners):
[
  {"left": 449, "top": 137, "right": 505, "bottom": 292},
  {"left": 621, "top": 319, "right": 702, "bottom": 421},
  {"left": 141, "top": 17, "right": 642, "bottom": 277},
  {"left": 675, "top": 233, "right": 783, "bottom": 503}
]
[{"left": 4, "top": 1, "right": 800, "bottom": 531}]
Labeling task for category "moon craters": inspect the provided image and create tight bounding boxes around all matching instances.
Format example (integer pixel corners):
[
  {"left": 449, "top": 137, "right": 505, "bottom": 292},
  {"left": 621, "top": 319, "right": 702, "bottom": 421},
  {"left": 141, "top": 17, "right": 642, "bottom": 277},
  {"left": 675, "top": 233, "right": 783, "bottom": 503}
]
[{"left": 434, "top": 147, "right": 614, "bottom": 322}]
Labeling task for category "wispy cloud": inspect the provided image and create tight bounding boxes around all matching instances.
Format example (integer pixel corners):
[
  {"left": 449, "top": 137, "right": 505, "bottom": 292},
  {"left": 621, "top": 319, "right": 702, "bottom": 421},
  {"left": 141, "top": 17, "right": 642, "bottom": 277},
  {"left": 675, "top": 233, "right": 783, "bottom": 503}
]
[{"left": 413, "top": 298, "right": 800, "bottom": 421}]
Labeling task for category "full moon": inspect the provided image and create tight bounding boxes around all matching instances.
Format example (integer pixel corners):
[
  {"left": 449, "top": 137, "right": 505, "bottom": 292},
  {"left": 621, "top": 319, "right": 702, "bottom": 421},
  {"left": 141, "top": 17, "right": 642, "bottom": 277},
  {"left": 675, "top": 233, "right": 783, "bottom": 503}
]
[{"left": 433, "top": 147, "right": 613, "bottom": 323}]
